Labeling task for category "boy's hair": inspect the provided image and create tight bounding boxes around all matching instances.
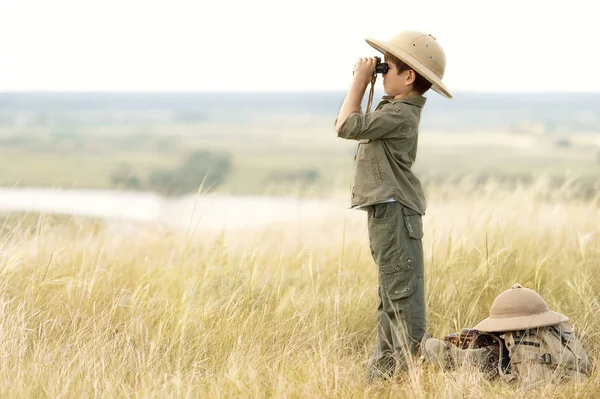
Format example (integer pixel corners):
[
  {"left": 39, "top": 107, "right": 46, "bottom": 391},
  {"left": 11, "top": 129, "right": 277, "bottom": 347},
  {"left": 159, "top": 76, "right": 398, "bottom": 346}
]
[{"left": 385, "top": 52, "right": 432, "bottom": 95}]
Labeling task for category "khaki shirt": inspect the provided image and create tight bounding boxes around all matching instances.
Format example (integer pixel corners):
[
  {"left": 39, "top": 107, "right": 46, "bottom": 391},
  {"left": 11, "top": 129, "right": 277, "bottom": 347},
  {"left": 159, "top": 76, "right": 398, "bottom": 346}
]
[{"left": 337, "top": 94, "right": 427, "bottom": 215}]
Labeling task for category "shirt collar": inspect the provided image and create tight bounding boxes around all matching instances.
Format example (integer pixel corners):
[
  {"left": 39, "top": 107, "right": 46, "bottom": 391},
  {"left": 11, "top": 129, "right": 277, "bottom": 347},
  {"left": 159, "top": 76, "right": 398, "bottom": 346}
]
[{"left": 381, "top": 94, "right": 427, "bottom": 108}]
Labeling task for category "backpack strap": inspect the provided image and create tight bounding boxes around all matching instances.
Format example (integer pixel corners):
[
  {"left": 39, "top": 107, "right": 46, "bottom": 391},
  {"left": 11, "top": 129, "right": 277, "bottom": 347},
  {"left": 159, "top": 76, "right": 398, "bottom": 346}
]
[{"left": 497, "top": 335, "right": 516, "bottom": 382}]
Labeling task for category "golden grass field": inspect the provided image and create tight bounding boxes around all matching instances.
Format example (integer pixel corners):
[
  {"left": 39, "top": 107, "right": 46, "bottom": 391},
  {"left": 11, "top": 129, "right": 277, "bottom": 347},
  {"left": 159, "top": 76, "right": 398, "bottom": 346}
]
[{"left": 0, "top": 179, "right": 598, "bottom": 398}]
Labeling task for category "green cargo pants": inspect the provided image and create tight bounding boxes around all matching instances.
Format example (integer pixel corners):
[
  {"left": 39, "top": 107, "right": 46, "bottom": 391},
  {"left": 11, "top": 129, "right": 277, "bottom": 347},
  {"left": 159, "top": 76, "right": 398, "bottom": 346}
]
[{"left": 365, "top": 201, "right": 426, "bottom": 381}]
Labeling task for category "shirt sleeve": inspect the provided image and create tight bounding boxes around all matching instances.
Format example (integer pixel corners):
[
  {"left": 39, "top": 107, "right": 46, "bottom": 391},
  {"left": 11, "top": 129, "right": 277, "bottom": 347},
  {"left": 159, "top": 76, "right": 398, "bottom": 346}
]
[{"left": 336, "top": 106, "right": 406, "bottom": 141}]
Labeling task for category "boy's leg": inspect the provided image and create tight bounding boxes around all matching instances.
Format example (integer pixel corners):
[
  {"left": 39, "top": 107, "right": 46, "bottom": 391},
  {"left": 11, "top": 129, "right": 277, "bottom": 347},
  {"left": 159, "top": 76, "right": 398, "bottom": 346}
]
[
  {"left": 365, "top": 285, "right": 396, "bottom": 381},
  {"left": 365, "top": 202, "right": 426, "bottom": 380}
]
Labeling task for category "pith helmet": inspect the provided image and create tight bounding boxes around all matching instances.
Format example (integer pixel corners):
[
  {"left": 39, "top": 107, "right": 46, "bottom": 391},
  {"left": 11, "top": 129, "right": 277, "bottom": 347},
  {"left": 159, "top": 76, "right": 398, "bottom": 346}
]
[
  {"left": 474, "top": 284, "right": 568, "bottom": 332},
  {"left": 365, "top": 31, "right": 452, "bottom": 99}
]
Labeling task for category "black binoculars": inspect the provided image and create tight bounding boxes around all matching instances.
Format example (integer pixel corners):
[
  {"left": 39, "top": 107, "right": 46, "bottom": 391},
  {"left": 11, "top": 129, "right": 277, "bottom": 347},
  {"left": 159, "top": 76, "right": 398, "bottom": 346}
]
[
  {"left": 374, "top": 56, "right": 389, "bottom": 75},
  {"left": 353, "top": 56, "right": 389, "bottom": 76}
]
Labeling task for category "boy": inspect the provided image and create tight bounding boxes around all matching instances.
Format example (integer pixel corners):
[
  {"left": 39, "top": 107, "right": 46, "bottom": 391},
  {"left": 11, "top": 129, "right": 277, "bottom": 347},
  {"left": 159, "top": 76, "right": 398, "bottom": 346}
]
[{"left": 334, "top": 31, "right": 452, "bottom": 381}]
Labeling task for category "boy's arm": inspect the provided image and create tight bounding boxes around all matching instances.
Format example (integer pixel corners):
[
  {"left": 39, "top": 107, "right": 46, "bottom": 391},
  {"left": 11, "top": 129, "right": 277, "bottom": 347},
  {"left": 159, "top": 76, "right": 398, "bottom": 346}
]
[
  {"left": 335, "top": 57, "right": 376, "bottom": 134},
  {"left": 335, "top": 57, "right": 406, "bottom": 141},
  {"left": 337, "top": 107, "right": 406, "bottom": 141},
  {"left": 335, "top": 76, "right": 370, "bottom": 134}
]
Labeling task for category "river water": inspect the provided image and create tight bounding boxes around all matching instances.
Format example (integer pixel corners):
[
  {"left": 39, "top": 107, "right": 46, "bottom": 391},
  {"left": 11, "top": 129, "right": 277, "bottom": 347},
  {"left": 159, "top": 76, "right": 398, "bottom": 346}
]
[{"left": 0, "top": 188, "right": 343, "bottom": 231}]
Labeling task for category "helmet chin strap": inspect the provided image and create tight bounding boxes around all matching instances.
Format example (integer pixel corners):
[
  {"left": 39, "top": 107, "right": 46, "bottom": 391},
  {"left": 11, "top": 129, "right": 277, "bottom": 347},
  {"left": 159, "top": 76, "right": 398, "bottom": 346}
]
[{"left": 366, "top": 74, "right": 377, "bottom": 115}]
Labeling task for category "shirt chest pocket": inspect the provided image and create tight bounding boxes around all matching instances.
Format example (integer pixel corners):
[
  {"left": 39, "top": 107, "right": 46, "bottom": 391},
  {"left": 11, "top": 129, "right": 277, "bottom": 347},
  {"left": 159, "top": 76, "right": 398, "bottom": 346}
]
[
  {"left": 354, "top": 140, "right": 383, "bottom": 187},
  {"left": 354, "top": 139, "right": 371, "bottom": 160}
]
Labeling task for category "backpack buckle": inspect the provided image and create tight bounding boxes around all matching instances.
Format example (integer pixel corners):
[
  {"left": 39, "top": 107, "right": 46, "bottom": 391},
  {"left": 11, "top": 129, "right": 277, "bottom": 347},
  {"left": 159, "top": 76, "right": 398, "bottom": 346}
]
[{"left": 540, "top": 353, "right": 552, "bottom": 364}]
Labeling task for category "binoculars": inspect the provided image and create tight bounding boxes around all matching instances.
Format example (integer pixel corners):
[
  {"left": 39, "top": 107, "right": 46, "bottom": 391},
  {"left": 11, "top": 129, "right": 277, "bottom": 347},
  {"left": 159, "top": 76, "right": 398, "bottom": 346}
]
[
  {"left": 374, "top": 56, "right": 389, "bottom": 75},
  {"left": 353, "top": 56, "right": 389, "bottom": 76}
]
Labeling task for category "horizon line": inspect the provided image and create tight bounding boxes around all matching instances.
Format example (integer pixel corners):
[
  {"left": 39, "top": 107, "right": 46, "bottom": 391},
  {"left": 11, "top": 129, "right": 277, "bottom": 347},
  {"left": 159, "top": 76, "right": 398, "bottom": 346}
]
[{"left": 2, "top": 89, "right": 600, "bottom": 95}]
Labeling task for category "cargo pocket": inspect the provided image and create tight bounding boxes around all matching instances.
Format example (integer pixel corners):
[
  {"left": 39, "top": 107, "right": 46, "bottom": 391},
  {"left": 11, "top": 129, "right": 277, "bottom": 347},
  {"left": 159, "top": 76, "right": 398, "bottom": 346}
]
[
  {"left": 380, "top": 261, "right": 415, "bottom": 301},
  {"left": 368, "top": 204, "right": 398, "bottom": 265},
  {"left": 403, "top": 206, "right": 423, "bottom": 240}
]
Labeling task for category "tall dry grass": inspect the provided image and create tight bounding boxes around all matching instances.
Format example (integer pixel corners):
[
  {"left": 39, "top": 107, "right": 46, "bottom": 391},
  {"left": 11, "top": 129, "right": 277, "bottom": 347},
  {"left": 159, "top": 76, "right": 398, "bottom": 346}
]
[{"left": 0, "top": 180, "right": 598, "bottom": 398}]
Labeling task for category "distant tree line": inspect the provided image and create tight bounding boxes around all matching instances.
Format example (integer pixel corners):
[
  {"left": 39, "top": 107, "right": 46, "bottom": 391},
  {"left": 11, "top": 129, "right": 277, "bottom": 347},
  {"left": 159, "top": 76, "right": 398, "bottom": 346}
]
[
  {"left": 111, "top": 150, "right": 232, "bottom": 196},
  {"left": 262, "top": 169, "right": 320, "bottom": 185}
]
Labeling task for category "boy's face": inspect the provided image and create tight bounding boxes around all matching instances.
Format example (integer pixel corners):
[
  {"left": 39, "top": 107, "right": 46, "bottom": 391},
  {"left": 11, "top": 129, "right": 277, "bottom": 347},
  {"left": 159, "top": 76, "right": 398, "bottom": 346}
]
[{"left": 382, "top": 57, "right": 415, "bottom": 98}]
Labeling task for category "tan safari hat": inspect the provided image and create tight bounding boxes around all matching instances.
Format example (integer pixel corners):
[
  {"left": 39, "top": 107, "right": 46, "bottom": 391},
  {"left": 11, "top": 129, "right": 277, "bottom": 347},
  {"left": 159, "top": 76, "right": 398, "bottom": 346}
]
[
  {"left": 365, "top": 30, "right": 452, "bottom": 99},
  {"left": 474, "top": 284, "right": 568, "bottom": 332}
]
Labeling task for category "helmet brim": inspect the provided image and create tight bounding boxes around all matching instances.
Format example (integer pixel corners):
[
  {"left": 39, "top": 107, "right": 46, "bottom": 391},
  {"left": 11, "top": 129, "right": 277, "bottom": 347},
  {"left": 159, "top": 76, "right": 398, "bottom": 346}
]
[
  {"left": 474, "top": 310, "right": 569, "bottom": 332},
  {"left": 365, "top": 36, "right": 453, "bottom": 99}
]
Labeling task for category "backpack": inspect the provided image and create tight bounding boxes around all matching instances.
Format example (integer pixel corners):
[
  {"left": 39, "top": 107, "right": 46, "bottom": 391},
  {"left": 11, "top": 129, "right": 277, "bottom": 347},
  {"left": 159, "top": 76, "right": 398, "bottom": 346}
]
[{"left": 500, "top": 322, "right": 591, "bottom": 384}]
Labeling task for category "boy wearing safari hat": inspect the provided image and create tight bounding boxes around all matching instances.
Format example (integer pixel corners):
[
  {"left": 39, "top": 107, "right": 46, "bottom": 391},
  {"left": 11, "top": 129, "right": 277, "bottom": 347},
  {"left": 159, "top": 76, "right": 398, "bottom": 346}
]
[{"left": 334, "top": 30, "right": 452, "bottom": 381}]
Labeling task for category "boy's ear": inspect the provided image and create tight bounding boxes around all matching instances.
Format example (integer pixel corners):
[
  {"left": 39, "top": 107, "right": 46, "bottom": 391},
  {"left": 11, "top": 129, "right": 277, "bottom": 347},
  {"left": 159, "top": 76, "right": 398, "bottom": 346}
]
[{"left": 405, "top": 70, "right": 416, "bottom": 86}]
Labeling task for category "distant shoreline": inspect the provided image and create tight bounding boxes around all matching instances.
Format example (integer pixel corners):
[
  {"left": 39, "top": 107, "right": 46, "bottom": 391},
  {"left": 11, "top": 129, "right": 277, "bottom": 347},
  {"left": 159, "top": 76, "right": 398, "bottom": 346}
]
[
  {"left": 2, "top": 91, "right": 599, "bottom": 133},
  {"left": 2, "top": 90, "right": 600, "bottom": 95}
]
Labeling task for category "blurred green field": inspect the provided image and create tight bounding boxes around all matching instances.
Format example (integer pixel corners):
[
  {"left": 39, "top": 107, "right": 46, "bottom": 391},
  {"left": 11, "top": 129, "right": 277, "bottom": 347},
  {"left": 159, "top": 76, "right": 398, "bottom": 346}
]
[{"left": 0, "top": 123, "right": 599, "bottom": 196}]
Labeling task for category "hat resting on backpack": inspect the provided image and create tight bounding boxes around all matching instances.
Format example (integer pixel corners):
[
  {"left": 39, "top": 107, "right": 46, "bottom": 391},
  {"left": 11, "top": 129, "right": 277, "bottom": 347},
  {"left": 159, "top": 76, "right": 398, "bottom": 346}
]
[
  {"left": 474, "top": 284, "right": 568, "bottom": 332},
  {"left": 365, "top": 30, "right": 452, "bottom": 99}
]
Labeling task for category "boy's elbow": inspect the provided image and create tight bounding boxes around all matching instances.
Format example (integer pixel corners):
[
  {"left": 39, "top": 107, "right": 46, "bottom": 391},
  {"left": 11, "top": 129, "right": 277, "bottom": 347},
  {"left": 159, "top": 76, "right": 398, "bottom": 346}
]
[
  {"left": 336, "top": 112, "right": 364, "bottom": 139},
  {"left": 336, "top": 125, "right": 351, "bottom": 139},
  {"left": 335, "top": 120, "right": 347, "bottom": 138},
  {"left": 335, "top": 118, "right": 355, "bottom": 139},
  {"left": 334, "top": 117, "right": 344, "bottom": 135}
]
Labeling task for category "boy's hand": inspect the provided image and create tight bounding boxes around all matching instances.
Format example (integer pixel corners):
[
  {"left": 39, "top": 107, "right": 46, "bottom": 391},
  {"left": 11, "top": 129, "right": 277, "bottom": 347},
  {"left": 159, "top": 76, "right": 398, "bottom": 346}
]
[{"left": 353, "top": 57, "right": 377, "bottom": 85}]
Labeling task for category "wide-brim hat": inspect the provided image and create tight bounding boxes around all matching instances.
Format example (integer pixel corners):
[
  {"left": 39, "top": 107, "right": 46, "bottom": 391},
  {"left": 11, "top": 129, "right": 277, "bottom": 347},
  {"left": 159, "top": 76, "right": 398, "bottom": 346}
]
[
  {"left": 365, "top": 31, "right": 452, "bottom": 99},
  {"left": 474, "top": 284, "right": 568, "bottom": 332}
]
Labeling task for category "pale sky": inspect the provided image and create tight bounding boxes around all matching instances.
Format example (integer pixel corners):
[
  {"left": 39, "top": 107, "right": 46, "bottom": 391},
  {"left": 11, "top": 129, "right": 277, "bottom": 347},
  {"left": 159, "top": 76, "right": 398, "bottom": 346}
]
[{"left": 1, "top": 0, "right": 598, "bottom": 92}]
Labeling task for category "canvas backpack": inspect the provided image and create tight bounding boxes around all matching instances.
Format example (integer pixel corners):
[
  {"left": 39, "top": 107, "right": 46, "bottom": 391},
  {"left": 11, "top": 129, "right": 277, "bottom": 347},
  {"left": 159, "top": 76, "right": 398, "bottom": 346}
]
[{"left": 500, "top": 322, "right": 591, "bottom": 384}]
